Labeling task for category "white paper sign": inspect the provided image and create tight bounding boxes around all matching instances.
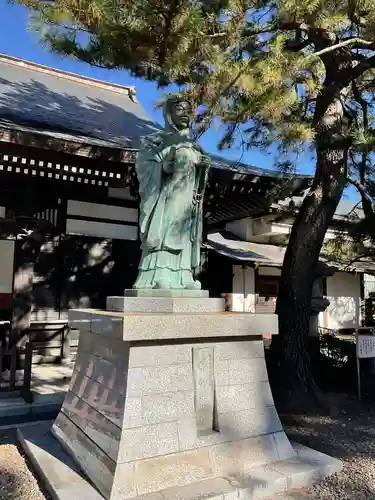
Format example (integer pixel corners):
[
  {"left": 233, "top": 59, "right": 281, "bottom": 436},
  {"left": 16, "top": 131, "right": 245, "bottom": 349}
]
[{"left": 357, "top": 335, "right": 375, "bottom": 359}]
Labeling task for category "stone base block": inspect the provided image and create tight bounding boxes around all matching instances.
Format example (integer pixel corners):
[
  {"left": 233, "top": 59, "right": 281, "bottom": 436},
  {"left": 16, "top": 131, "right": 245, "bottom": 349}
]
[
  {"left": 18, "top": 421, "right": 342, "bottom": 500},
  {"left": 68, "top": 309, "right": 278, "bottom": 341},
  {"left": 31, "top": 306, "right": 340, "bottom": 500},
  {"left": 106, "top": 296, "right": 225, "bottom": 313},
  {"left": 124, "top": 289, "right": 209, "bottom": 298}
]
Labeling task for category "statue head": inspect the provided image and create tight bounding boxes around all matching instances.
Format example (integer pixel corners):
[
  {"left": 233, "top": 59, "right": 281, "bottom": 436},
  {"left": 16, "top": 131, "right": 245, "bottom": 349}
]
[{"left": 163, "top": 95, "right": 193, "bottom": 133}]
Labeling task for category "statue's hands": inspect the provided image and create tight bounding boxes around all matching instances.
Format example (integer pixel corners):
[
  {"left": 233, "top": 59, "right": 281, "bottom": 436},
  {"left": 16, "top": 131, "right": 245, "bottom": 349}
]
[
  {"left": 199, "top": 154, "right": 211, "bottom": 169},
  {"left": 166, "top": 146, "right": 177, "bottom": 162},
  {"left": 163, "top": 146, "right": 176, "bottom": 175}
]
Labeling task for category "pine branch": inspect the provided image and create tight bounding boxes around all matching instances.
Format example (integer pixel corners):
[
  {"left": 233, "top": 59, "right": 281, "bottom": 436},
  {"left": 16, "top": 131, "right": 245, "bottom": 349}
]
[
  {"left": 347, "top": 177, "right": 372, "bottom": 202},
  {"left": 344, "top": 250, "right": 375, "bottom": 270},
  {"left": 158, "top": 0, "right": 182, "bottom": 67},
  {"left": 41, "top": 20, "right": 92, "bottom": 34},
  {"left": 352, "top": 81, "right": 369, "bottom": 184},
  {"left": 305, "top": 37, "right": 375, "bottom": 62},
  {"left": 347, "top": 177, "right": 375, "bottom": 230},
  {"left": 352, "top": 54, "right": 375, "bottom": 78},
  {"left": 285, "top": 39, "right": 311, "bottom": 52}
]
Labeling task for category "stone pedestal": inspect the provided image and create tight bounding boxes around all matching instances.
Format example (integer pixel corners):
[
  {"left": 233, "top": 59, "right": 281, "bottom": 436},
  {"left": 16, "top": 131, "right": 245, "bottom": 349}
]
[{"left": 18, "top": 295, "right": 342, "bottom": 500}]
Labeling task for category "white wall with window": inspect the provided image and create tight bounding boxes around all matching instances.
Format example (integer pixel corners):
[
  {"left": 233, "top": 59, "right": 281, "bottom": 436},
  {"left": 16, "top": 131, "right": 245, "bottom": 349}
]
[
  {"left": 231, "top": 265, "right": 280, "bottom": 313},
  {"left": 232, "top": 265, "right": 256, "bottom": 312},
  {"left": 364, "top": 274, "right": 375, "bottom": 299},
  {"left": 230, "top": 264, "right": 362, "bottom": 331}
]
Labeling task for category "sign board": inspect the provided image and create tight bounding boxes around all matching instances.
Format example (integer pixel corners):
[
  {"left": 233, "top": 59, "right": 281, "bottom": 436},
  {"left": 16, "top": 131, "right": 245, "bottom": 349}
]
[
  {"left": 357, "top": 335, "right": 375, "bottom": 359},
  {"left": 356, "top": 328, "right": 375, "bottom": 400}
]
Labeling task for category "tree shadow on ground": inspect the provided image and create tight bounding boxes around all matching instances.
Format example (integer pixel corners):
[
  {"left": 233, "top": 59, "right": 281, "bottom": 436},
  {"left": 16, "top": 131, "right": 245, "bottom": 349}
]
[{"left": 283, "top": 393, "right": 375, "bottom": 499}]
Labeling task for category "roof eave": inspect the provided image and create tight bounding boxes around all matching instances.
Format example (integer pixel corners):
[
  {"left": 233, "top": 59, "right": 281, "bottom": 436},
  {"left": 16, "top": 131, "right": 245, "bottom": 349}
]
[{"left": 0, "top": 123, "right": 137, "bottom": 163}]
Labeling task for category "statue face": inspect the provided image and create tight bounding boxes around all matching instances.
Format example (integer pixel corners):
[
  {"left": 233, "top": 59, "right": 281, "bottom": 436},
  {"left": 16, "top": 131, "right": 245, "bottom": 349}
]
[{"left": 169, "top": 100, "right": 192, "bottom": 130}]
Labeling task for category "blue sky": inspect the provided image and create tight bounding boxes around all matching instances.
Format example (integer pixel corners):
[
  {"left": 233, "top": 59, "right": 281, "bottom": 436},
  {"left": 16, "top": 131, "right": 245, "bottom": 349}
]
[
  {"left": 0, "top": 2, "right": 294, "bottom": 169},
  {"left": 0, "top": 1, "right": 342, "bottom": 182}
]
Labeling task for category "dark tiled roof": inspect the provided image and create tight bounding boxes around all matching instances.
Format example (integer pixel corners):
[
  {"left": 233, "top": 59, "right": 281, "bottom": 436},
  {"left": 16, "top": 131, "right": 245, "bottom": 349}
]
[
  {"left": 0, "top": 55, "right": 311, "bottom": 187},
  {"left": 0, "top": 55, "right": 158, "bottom": 149},
  {"left": 206, "top": 231, "right": 375, "bottom": 272},
  {"left": 210, "top": 154, "right": 298, "bottom": 177}
]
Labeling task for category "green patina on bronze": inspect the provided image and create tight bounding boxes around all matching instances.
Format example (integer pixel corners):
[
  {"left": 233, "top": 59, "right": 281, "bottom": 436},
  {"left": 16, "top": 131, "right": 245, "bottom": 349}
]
[{"left": 133, "top": 94, "right": 211, "bottom": 290}]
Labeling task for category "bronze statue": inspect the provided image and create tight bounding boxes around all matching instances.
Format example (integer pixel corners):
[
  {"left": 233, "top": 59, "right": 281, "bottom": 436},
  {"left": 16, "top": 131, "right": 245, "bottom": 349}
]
[{"left": 133, "top": 95, "right": 211, "bottom": 290}]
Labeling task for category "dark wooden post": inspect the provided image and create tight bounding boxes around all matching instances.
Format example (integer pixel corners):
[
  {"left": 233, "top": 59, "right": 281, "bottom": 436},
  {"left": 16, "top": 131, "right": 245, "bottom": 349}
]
[{"left": 11, "top": 231, "right": 43, "bottom": 368}]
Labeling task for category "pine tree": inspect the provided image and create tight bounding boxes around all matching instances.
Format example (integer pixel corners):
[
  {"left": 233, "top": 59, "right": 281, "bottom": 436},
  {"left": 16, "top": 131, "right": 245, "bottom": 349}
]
[{"left": 14, "top": 0, "right": 375, "bottom": 409}]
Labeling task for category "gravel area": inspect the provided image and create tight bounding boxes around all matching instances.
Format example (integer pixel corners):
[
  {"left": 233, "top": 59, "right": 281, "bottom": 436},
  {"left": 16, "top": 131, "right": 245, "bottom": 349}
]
[
  {"left": 0, "top": 428, "right": 49, "bottom": 500},
  {"left": 283, "top": 392, "right": 375, "bottom": 499},
  {"left": 1, "top": 394, "right": 375, "bottom": 500}
]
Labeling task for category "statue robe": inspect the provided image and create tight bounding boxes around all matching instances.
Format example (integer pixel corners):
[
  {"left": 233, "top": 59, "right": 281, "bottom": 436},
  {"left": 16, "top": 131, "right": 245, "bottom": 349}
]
[{"left": 133, "top": 129, "right": 208, "bottom": 290}]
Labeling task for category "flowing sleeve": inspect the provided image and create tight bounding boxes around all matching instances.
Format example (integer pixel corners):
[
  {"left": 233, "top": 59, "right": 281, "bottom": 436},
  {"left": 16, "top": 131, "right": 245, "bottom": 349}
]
[
  {"left": 135, "top": 135, "right": 164, "bottom": 242},
  {"left": 191, "top": 161, "right": 210, "bottom": 273}
]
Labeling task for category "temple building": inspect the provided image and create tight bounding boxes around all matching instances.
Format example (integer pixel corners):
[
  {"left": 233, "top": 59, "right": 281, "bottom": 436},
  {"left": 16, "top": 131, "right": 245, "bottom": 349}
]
[
  {"left": 204, "top": 197, "right": 372, "bottom": 333},
  {"left": 0, "top": 54, "right": 369, "bottom": 363}
]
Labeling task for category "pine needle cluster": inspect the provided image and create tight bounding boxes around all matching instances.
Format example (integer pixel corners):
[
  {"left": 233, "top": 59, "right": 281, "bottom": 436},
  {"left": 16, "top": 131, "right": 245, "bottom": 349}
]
[{"left": 12, "top": 1, "right": 375, "bottom": 169}]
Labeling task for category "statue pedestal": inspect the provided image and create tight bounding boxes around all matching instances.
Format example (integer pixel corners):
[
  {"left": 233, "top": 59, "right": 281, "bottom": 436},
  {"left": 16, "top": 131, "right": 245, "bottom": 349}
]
[
  {"left": 123, "top": 288, "right": 210, "bottom": 298},
  {"left": 18, "top": 297, "right": 342, "bottom": 500}
]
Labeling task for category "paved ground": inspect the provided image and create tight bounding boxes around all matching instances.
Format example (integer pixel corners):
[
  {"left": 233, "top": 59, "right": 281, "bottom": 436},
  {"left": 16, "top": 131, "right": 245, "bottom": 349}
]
[
  {"left": 31, "top": 363, "right": 72, "bottom": 396},
  {"left": 0, "top": 363, "right": 72, "bottom": 425},
  {"left": 0, "top": 363, "right": 73, "bottom": 498}
]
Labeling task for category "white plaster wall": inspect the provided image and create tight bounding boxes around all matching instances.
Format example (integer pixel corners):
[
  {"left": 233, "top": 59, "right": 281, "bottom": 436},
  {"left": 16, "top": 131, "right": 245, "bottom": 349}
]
[
  {"left": 364, "top": 274, "right": 375, "bottom": 298},
  {"left": 232, "top": 265, "right": 283, "bottom": 312},
  {"left": 230, "top": 264, "right": 361, "bottom": 329},
  {"left": 318, "top": 311, "right": 325, "bottom": 328},
  {"left": 0, "top": 240, "right": 14, "bottom": 293},
  {"left": 66, "top": 218, "right": 138, "bottom": 241},
  {"left": 232, "top": 265, "right": 256, "bottom": 312},
  {"left": 66, "top": 200, "right": 139, "bottom": 241},
  {"left": 226, "top": 218, "right": 252, "bottom": 241},
  {"left": 325, "top": 272, "right": 361, "bottom": 329},
  {"left": 67, "top": 200, "right": 138, "bottom": 223},
  {"left": 258, "top": 266, "right": 282, "bottom": 277}
]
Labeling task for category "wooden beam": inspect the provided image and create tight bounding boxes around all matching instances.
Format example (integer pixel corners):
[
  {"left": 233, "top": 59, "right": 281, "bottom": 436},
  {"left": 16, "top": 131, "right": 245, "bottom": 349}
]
[
  {"left": 0, "top": 125, "right": 137, "bottom": 164},
  {"left": 0, "top": 141, "right": 135, "bottom": 189}
]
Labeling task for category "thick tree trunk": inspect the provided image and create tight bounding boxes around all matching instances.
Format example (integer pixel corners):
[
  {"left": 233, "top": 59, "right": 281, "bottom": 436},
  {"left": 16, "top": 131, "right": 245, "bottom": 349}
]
[
  {"left": 270, "top": 53, "right": 353, "bottom": 412},
  {"left": 271, "top": 180, "right": 344, "bottom": 411}
]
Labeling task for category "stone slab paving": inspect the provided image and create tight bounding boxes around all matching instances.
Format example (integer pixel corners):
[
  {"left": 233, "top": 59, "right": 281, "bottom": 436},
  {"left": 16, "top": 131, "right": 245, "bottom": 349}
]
[
  {"left": 18, "top": 421, "right": 340, "bottom": 500},
  {"left": 31, "top": 364, "right": 72, "bottom": 396},
  {"left": 0, "top": 363, "right": 73, "bottom": 421}
]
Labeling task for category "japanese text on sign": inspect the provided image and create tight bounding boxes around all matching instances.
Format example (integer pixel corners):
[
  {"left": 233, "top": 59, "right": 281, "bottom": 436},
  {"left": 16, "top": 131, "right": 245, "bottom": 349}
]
[{"left": 357, "top": 335, "right": 375, "bottom": 359}]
